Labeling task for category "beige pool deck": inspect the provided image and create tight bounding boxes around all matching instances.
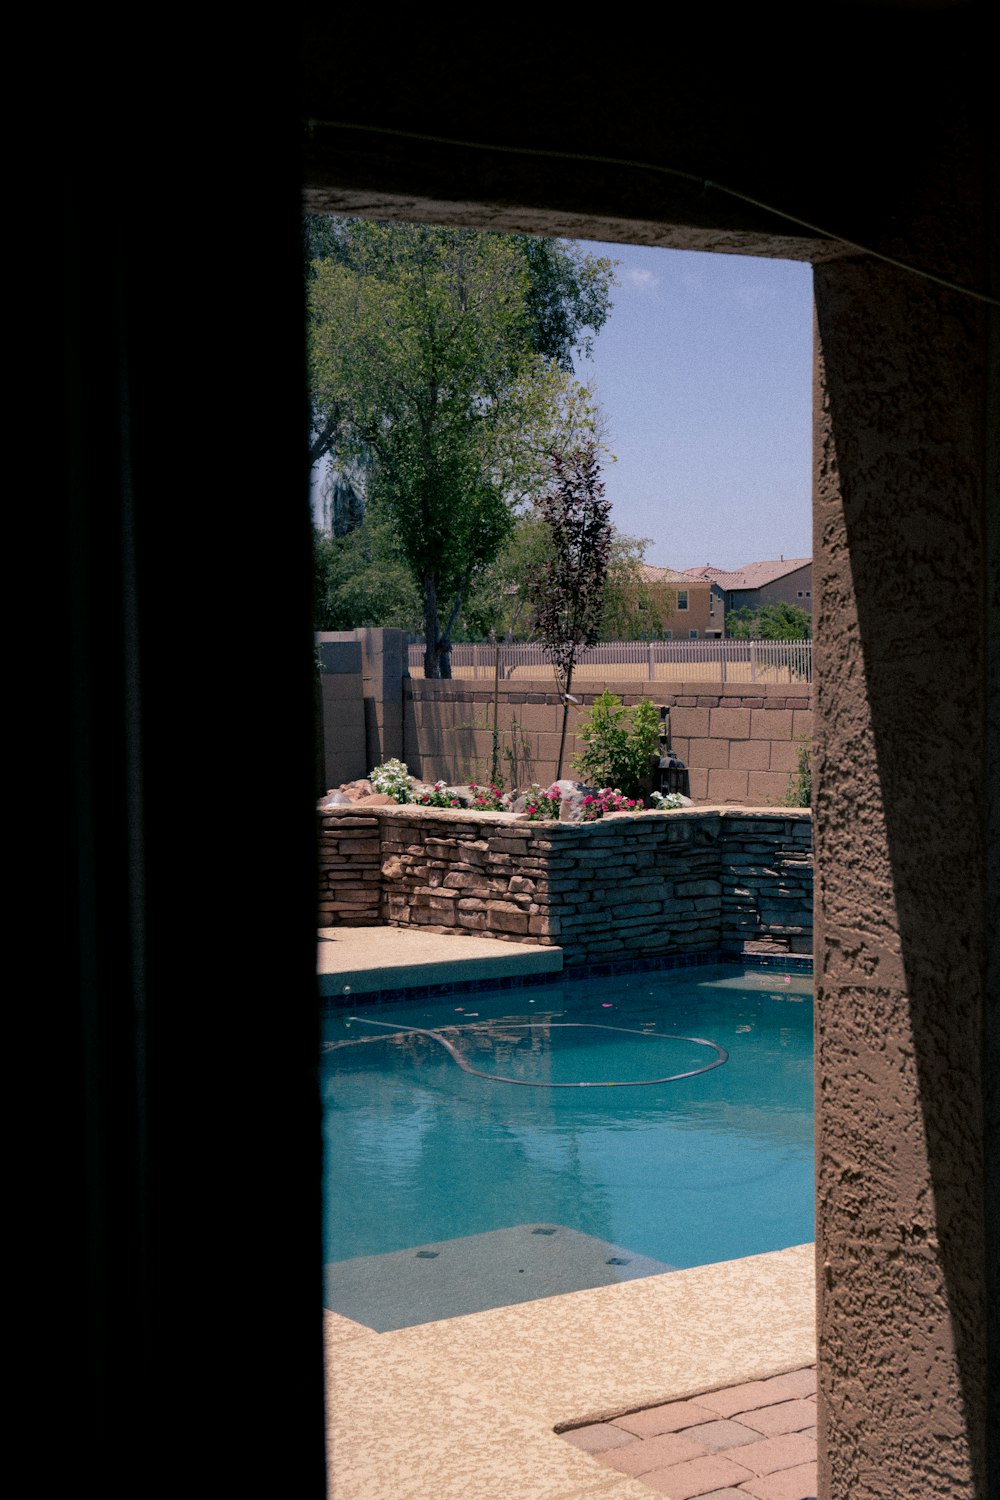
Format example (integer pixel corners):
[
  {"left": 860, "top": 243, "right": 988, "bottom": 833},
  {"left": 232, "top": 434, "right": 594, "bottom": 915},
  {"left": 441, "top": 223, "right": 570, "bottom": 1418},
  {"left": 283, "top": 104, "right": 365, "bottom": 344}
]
[
  {"left": 317, "top": 923, "right": 564, "bottom": 996},
  {"left": 321, "top": 927, "right": 817, "bottom": 1500}
]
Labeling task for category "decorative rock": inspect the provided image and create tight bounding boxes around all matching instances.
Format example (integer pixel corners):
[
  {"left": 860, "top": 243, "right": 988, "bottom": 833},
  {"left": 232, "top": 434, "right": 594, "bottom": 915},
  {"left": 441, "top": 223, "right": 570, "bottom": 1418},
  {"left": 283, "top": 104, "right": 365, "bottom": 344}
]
[
  {"left": 338, "top": 779, "right": 375, "bottom": 799},
  {"left": 557, "top": 788, "right": 590, "bottom": 822}
]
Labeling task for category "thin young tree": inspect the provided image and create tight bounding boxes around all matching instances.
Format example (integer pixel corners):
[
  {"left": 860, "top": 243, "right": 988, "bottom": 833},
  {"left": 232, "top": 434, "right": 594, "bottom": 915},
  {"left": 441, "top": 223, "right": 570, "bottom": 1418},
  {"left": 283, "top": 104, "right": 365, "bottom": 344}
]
[{"left": 530, "top": 443, "right": 613, "bottom": 779}]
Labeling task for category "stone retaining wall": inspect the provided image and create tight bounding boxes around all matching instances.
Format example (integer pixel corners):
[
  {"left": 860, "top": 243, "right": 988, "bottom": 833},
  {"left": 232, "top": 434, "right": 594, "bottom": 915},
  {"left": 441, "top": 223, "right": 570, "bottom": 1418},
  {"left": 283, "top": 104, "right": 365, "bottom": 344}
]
[
  {"left": 318, "top": 813, "right": 383, "bottom": 926},
  {"left": 318, "top": 806, "right": 812, "bottom": 966}
]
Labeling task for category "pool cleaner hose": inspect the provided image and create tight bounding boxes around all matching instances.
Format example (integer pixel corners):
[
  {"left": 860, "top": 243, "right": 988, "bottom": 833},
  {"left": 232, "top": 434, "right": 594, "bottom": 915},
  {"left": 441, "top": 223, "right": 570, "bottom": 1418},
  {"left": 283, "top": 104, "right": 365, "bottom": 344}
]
[{"left": 337, "top": 1017, "right": 728, "bottom": 1088}]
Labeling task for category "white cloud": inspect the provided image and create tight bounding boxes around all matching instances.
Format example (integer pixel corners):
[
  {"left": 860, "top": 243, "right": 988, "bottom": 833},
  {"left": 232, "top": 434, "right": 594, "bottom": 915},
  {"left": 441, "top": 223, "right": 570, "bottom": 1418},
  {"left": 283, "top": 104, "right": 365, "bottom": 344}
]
[{"left": 622, "top": 267, "right": 659, "bottom": 291}]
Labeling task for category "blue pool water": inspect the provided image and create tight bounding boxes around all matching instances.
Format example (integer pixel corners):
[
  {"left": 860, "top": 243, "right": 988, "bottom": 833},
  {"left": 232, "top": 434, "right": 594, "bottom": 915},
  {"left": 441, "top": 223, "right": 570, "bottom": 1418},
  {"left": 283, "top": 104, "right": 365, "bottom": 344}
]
[{"left": 320, "top": 964, "right": 813, "bottom": 1327}]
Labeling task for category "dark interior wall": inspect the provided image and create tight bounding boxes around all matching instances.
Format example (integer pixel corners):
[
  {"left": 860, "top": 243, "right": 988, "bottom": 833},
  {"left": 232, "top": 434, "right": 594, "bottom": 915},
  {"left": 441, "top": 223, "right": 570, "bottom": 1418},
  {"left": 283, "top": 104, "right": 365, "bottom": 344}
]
[
  {"left": 301, "top": 7, "right": 986, "bottom": 261},
  {"left": 41, "top": 37, "right": 325, "bottom": 1495},
  {"left": 39, "top": 6, "right": 994, "bottom": 1497}
]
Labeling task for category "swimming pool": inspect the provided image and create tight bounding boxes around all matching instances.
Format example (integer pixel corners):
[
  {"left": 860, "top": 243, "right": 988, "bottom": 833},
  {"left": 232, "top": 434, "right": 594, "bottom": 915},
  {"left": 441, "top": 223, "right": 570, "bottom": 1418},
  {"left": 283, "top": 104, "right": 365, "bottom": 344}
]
[{"left": 321, "top": 963, "right": 813, "bottom": 1329}]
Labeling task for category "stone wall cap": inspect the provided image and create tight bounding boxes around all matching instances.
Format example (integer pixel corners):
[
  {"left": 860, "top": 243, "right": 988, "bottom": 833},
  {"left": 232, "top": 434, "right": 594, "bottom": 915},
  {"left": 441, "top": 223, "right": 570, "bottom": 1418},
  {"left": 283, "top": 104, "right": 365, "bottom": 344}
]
[{"left": 317, "top": 802, "right": 810, "bottom": 826}]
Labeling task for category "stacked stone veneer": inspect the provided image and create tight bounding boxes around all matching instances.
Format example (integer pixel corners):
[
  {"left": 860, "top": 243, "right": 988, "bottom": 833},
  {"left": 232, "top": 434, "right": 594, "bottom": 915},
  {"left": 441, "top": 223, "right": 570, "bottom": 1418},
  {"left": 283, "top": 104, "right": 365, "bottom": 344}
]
[
  {"left": 318, "top": 813, "right": 383, "bottom": 926},
  {"left": 318, "top": 806, "right": 812, "bottom": 965}
]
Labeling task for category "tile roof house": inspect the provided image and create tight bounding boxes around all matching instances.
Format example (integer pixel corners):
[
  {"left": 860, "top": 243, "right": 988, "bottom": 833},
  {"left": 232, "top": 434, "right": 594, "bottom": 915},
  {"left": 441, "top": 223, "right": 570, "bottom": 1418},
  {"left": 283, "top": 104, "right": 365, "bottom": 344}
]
[
  {"left": 638, "top": 565, "right": 726, "bottom": 637},
  {"left": 683, "top": 558, "right": 813, "bottom": 619}
]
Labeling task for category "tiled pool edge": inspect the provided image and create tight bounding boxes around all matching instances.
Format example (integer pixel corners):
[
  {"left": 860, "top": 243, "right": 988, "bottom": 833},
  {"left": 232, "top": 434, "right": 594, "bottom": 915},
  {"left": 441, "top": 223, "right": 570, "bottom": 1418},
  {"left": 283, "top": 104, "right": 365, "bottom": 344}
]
[{"left": 320, "top": 946, "right": 813, "bottom": 1008}]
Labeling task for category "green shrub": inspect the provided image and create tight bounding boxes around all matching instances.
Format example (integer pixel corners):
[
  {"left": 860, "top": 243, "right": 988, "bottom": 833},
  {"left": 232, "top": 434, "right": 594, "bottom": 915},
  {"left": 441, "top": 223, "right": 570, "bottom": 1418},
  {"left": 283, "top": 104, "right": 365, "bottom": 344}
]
[
  {"left": 784, "top": 740, "right": 812, "bottom": 807},
  {"left": 368, "top": 758, "right": 414, "bottom": 803},
  {"left": 571, "top": 692, "right": 661, "bottom": 798}
]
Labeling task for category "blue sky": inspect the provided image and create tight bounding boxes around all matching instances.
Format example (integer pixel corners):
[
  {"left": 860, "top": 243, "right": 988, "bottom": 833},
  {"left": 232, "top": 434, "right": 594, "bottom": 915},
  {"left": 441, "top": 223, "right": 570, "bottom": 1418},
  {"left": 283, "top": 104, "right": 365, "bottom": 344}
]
[{"left": 573, "top": 241, "right": 813, "bottom": 572}]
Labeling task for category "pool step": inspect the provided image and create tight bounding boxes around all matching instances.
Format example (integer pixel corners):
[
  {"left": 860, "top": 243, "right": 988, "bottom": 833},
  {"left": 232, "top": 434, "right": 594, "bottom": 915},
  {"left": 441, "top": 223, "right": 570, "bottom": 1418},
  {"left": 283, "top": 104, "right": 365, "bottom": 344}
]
[{"left": 324, "top": 1223, "right": 677, "bottom": 1331}]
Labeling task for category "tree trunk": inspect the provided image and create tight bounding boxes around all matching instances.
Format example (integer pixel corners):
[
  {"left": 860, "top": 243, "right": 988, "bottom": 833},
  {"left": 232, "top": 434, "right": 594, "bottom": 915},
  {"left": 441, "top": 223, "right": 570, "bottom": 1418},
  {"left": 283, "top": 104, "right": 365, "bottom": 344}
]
[
  {"left": 423, "top": 573, "right": 441, "bottom": 678},
  {"left": 555, "top": 658, "right": 574, "bottom": 781}
]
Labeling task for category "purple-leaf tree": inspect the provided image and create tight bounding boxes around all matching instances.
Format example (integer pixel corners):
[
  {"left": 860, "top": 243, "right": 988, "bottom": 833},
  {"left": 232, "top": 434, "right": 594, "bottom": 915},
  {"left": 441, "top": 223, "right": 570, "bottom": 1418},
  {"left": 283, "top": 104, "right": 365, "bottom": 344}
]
[{"left": 530, "top": 443, "right": 613, "bottom": 779}]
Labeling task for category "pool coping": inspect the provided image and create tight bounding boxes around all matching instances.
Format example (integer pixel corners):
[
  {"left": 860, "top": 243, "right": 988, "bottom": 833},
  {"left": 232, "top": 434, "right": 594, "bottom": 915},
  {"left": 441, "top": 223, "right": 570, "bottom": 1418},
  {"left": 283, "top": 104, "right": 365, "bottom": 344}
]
[{"left": 320, "top": 935, "right": 812, "bottom": 1006}]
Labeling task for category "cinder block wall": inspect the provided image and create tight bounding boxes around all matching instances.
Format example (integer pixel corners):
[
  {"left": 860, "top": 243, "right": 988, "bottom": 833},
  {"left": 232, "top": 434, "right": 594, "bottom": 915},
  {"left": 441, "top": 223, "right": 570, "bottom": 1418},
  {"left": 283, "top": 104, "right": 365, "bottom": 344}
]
[
  {"left": 668, "top": 690, "right": 812, "bottom": 803},
  {"left": 316, "top": 638, "right": 366, "bottom": 787},
  {"left": 317, "top": 805, "right": 813, "bottom": 966},
  {"left": 317, "top": 628, "right": 407, "bottom": 785},
  {"left": 406, "top": 679, "right": 812, "bottom": 805}
]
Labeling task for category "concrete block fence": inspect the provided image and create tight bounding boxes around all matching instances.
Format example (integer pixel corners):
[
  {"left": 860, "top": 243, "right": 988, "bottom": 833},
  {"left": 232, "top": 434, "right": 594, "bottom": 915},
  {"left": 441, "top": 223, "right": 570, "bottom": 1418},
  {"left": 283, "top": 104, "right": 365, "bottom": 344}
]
[
  {"left": 318, "top": 805, "right": 812, "bottom": 967},
  {"left": 316, "top": 631, "right": 812, "bottom": 809},
  {"left": 405, "top": 680, "right": 811, "bottom": 803}
]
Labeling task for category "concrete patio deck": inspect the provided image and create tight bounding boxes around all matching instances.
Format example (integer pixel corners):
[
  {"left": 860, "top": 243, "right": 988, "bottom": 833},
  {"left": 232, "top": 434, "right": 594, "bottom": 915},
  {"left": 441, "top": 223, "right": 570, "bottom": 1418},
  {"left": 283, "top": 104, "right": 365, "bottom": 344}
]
[
  {"left": 318, "top": 923, "right": 563, "bottom": 997},
  {"left": 321, "top": 927, "right": 817, "bottom": 1499},
  {"left": 324, "top": 1246, "right": 816, "bottom": 1500}
]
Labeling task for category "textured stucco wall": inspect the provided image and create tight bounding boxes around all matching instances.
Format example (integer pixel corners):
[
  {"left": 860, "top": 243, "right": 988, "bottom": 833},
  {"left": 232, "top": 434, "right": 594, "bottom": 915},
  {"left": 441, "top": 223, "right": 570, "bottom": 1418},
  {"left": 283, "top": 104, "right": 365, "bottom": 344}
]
[
  {"left": 316, "top": 638, "right": 366, "bottom": 787},
  {"left": 813, "top": 255, "right": 990, "bottom": 1499},
  {"left": 663, "top": 580, "right": 719, "bottom": 637}
]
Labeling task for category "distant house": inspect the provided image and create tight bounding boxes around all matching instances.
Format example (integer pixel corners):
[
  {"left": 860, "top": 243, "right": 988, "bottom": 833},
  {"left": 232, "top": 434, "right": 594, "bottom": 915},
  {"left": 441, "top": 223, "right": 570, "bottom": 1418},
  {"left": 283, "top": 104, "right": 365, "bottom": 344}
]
[
  {"left": 682, "top": 557, "right": 813, "bottom": 623},
  {"left": 638, "top": 565, "right": 727, "bottom": 638}
]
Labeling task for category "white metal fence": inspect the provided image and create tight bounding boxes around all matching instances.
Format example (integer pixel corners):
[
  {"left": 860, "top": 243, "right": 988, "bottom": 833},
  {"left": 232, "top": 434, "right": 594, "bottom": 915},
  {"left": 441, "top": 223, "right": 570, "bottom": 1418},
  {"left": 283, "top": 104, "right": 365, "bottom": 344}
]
[{"left": 407, "top": 638, "right": 813, "bottom": 684}]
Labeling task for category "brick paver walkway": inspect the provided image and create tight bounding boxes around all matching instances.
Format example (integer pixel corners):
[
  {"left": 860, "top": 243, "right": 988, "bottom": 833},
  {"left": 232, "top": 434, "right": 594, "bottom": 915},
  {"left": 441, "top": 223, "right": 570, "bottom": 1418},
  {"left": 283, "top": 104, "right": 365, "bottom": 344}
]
[{"left": 561, "top": 1366, "right": 817, "bottom": 1499}]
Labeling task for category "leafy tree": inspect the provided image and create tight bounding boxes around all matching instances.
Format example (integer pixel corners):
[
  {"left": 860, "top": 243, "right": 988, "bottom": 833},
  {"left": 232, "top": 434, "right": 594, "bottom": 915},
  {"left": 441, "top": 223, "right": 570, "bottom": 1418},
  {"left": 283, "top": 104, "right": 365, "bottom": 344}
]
[
  {"left": 461, "top": 512, "right": 554, "bottom": 641},
  {"left": 305, "top": 217, "right": 615, "bottom": 474},
  {"left": 313, "top": 522, "right": 422, "bottom": 632},
  {"left": 726, "top": 601, "right": 812, "bottom": 639},
  {"left": 465, "top": 518, "right": 671, "bottom": 644},
  {"left": 513, "top": 236, "right": 615, "bottom": 371},
  {"left": 529, "top": 443, "right": 614, "bottom": 778},
  {"left": 308, "top": 219, "right": 606, "bottom": 675},
  {"left": 598, "top": 534, "right": 678, "bottom": 639},
  {"left": 313, "top": 466, "right": 365, "bottom": 538}
]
